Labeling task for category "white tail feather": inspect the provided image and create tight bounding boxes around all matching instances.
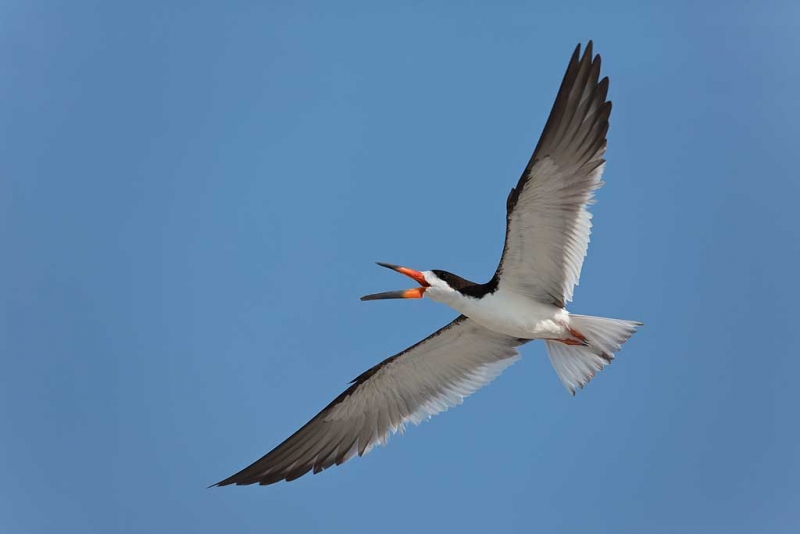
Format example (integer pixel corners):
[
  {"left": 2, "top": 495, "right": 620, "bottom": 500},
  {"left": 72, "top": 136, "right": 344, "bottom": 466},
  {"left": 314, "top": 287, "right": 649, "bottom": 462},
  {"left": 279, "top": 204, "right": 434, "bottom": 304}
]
[{"left": 546, "top": 315, "right": 641, "bottom": 395}]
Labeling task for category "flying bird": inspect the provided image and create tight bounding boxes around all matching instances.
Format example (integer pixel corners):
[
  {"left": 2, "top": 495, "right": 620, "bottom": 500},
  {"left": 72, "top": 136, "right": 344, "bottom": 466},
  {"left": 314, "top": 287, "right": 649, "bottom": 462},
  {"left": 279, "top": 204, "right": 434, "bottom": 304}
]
[{"left": 214, "top": 41, "right": 640, "bottom": 487}]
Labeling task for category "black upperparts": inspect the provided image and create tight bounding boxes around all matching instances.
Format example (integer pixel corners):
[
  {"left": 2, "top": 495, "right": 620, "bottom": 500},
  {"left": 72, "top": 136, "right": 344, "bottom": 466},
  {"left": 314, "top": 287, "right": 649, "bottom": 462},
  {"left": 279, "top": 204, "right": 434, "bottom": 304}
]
[{"left": 431, "top": 269, "right": 498, "bottom": 299}]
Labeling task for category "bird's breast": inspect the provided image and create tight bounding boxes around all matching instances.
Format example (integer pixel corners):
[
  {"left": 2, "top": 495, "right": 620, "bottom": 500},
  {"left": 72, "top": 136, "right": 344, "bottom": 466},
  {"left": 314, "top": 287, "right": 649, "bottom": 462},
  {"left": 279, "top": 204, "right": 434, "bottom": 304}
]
[{"left": 453, "top": 290, "right": 569, "bottom": 340}]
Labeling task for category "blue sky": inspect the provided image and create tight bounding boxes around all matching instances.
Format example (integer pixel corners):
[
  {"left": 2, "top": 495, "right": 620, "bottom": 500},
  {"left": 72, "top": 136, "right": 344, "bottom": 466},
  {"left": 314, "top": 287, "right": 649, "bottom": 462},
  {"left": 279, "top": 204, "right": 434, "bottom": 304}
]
[{"left": 3, "top": 1, "right": 799, "bottom": 532}]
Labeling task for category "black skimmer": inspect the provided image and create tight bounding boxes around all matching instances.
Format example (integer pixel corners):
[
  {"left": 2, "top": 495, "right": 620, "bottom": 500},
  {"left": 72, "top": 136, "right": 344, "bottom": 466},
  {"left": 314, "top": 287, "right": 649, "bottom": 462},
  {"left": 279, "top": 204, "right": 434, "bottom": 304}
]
[{"left": 214, "top": 41, "right": 641, "bottom": 487}]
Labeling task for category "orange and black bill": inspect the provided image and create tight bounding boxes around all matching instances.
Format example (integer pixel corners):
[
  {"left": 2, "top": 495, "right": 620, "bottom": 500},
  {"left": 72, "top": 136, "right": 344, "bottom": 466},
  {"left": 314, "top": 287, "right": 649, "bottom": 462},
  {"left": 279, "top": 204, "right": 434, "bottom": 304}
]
[{"left": 360, "top": 262, "right": 429, "bottom": 301}]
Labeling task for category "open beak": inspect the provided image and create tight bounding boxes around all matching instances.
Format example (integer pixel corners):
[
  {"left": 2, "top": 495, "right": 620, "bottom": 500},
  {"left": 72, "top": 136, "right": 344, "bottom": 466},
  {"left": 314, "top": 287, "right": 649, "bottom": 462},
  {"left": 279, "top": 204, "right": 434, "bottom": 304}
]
[{"left": 360, "top": 262, "right": 429, "bottom": 301}]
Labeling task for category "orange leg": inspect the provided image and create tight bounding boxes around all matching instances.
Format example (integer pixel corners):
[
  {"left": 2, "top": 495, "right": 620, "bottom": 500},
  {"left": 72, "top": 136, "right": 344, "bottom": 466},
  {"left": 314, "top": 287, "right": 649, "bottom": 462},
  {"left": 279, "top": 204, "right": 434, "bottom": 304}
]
[
  {"left": 544, "top": 328, "right": 589, "bottom": 346},
  {"left": 568, "top": 327, "right": 588, "bottom": 343},
  {"left": 544, "top": 337, "right": 587, "bottom": 346}
]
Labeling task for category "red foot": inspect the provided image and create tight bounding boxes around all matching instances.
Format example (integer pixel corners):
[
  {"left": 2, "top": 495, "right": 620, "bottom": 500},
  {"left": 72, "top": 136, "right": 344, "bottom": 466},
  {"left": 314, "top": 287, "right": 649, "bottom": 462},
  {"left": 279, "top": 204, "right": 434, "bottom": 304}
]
[
  {"left": 568, "top": 327, "right": 588, "bottom": 343},
  {"left": 544, "top": 337, "right": 587, "bottom": 346},
  {"left": 544, "top": 327, "right": 589, "bottom": 346}
]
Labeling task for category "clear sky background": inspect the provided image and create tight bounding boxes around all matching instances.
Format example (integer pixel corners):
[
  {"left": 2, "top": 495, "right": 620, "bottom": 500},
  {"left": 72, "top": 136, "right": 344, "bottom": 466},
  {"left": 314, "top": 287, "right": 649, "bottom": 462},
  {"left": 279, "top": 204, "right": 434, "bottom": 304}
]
[{"left": 3, "top": 1, "right": 799, "bottom": 532}]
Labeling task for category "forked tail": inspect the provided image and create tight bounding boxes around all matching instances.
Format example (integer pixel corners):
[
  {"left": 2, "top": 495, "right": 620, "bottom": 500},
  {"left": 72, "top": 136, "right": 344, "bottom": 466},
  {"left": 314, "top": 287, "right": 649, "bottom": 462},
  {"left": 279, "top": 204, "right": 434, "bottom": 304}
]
[{"left": 546, "top": 314, "right": 642, "bottom": 395}]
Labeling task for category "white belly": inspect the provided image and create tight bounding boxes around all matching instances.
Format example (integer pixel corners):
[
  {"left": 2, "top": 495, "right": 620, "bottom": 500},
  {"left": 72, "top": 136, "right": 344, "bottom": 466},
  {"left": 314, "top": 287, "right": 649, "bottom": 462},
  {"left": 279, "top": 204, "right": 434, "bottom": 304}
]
[{"left": 446, "top": 289, "right": 570, "bottom": 340}]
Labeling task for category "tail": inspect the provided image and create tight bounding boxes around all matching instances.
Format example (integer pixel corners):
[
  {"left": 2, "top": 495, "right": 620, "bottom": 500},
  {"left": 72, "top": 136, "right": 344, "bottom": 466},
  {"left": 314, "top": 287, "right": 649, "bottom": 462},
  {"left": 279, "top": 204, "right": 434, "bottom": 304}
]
[{"left": 546, "top": 315, "right": 642, "bottom": 395}]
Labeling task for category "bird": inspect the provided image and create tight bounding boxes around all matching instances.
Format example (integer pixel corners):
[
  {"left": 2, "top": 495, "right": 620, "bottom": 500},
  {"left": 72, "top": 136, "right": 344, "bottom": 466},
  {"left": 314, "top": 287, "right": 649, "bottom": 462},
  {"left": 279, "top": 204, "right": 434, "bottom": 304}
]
[{"left": 214, "top": 41, "right": 641, "bottom": 487}]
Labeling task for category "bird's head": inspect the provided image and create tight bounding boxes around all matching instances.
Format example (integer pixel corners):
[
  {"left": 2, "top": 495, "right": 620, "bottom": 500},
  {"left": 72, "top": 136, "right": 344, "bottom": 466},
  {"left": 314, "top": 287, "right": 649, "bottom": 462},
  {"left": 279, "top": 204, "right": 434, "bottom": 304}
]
[{"left": 360, "top": 262, "right": 475, "bottom": 304}]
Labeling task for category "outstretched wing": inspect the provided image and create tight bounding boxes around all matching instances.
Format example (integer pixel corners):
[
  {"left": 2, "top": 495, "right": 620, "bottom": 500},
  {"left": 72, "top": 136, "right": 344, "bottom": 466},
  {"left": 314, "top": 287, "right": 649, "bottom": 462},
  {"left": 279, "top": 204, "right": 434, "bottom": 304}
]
[
  {"left": 214, "top": 316, "right": 528, "bottom": 486},
  {"left": 494, "top": 41, "right": 611, "bottom": 308}
]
